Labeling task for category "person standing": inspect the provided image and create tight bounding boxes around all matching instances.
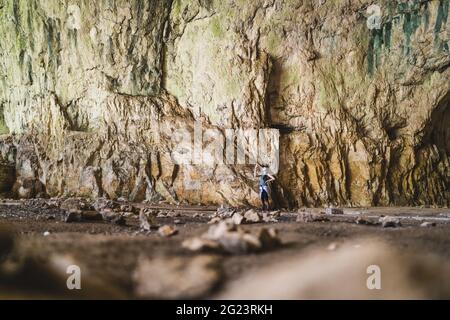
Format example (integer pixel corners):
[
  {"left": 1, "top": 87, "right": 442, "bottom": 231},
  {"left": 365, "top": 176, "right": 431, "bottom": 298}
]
[{"left": 254, "top": 164, "right": 275, "bottom": 211}]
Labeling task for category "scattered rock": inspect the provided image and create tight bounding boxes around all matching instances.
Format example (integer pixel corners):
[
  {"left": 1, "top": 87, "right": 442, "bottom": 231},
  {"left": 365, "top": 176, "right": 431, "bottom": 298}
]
[
  {"left": 325, "top": 208, "right": 344, "bottom": 215},
  {"left": 119, "top": 204, "right": 134, "bottom": 213},
  {"left": 243, "top": 209, "right": 261, "bottom": 223},
  {"left": 208, "top": 217, "right": 222, "bottom": 225},
  {"left": 184, "top": 221, "right": 281, "bottom": 255},
  {"left": 379, "top": 217, "right": 401, "bottom": 228},
  {"left": 217, "top": 206, "right": 235, "bottom": 218},
  {"left": 157, "top": 211, "right": 167, "bottom": 218},
  {"left": 61, "top": 198, "right": 94, "bottom": 211},
  {"left": 174, "top": 219, "right": 183, "bottom": 225},
  {"left": 296, "top": 212, "right": 329, "bottom": 223},
  {"left": 167, "top": 211, "right": 181, "bottom": 218},
  {"left": 93, "top": 198, "right": 116, "bottom": 212},
  {"left": 231, "top": 212, "right": 244, "bottom": 225},
  {"left": 64, "top": 209, "right": 83, "bottom": 223},
  {"left": 420, "top": 222, "right": 437, "bottom": 228},
  {"left": 139, "top": 209, "right": 157, "bottom": 231},
  {"left": 101, "top": 209, "right": 126, "bottom": 225},
  {"left": 262, "top": 213, "right": 278, "bottom": 223},
  {"left": 269, "top": 210, "right": 282, "bottom": 217},
  {"left": 133, "top": 255, "right": 222, "bottom": 299},
  {"left": 158, "top": 225, "right": 178, "bottom": 237},
  {"left": 355, "top": 217, "right": 378, "bottom": 226},
  {"left": 43, "top": 231, "right": 50, "bottom": 237}
]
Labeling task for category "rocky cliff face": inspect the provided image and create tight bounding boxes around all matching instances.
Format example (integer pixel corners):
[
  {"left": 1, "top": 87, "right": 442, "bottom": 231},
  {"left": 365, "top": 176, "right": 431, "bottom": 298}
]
[{"left": 0, "top": 0, "right": 449, "bottom": 207}]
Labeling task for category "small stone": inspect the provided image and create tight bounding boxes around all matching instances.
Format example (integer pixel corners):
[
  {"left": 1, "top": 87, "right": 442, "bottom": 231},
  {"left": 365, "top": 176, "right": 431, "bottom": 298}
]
[
  {"left": 355, "top": 217, "right": 378, "bottom": 226},
  {"left": 139, "top": 209, "right": 157, "bottom": 231},
  {"left": 297, "top": 212, "right": 329, "bottom": 223},
  {"left": 43, "top": 231, "right": 51, "bottom": 237},
  {"left": 244, "top": 209, "right": 261, "bottom": 223},
  {"left": 269, "top": 210, "right": 281, "bottom": 217},
  {"left": 262, "top": 213, "right": 278, "bottom": 223},
  {"left": 379, "top": 217, "right": 401, "bottom": 228},
  {"left": 157, "top": 211, "right": 167, "bottom": 218},
  {"left": 158, "top": 225, "right": 178, "bottom": 237},
  {"left": 420, "top": 222, "right": 436, "bottom": 228},
  {"left": 327, "top": 242, "right": 338, "bottom": 251},
  {"left": 325, "top": 208, "right": 344, "bottom": 215},
  {"left": 174, "top": 219, "right": 184, "bottom": 225},
  {"left": 231, "top": 212, "right": 244, "bottom": 225},
  {"left": 208, "top": 217, "right": 222, "bottom": 224},
  {"left": 64, "top": 209, "right": 83, "bottom": 223}
]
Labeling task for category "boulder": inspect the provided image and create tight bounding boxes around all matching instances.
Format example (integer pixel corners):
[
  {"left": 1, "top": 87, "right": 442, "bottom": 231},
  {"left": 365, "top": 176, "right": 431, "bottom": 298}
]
[{"left": 243, "top": 209, "right": 261, "bottom": 223}]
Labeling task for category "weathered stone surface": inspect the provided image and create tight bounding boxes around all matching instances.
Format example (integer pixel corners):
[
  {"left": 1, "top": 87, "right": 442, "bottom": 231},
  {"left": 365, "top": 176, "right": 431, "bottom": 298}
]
[{"left": 0, "top": 1, "right": 449, "bottom": 207}]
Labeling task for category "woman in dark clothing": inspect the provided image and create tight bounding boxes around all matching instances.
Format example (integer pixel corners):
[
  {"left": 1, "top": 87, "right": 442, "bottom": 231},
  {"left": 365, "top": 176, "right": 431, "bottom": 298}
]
[{"left": 254, "top": 164, "right": 275, "bottom": 211}]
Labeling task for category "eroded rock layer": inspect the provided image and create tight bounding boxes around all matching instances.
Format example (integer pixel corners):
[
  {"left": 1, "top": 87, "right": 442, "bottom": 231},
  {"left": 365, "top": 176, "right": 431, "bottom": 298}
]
[{"left": 0, "top": 0, "right": 449, "bottom": 207}]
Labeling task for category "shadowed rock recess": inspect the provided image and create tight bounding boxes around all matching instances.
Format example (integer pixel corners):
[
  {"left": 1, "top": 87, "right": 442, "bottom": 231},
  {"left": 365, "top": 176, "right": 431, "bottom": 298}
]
[{"left": 0, "top": 0, "right": 449, "bottom": 207}]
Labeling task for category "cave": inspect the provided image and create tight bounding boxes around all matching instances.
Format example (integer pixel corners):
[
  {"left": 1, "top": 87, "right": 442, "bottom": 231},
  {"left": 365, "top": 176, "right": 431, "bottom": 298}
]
[{"left": 0, "top": 0, "right": 449, "bottom": 301}]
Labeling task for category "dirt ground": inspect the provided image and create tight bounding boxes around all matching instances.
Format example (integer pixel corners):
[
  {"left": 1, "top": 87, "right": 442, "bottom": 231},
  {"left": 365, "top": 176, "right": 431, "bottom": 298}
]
[{"left": 1, "top": 199, "right": 450, "bottom": 299}]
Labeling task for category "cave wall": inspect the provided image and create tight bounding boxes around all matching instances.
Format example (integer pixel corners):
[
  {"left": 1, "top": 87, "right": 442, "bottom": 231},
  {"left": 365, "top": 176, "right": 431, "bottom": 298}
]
[{"left": 0, "top": 0, "right": 449, "bottom": 207}]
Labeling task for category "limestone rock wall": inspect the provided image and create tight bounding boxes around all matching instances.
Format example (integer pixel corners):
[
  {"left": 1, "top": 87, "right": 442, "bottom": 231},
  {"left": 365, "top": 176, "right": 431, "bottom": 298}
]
[{"left": 0, "top": 0, "right": 449, "bottom": 207}]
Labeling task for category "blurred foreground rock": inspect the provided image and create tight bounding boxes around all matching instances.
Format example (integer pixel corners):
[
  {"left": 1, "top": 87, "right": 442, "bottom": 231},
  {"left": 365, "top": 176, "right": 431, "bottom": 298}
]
[
  {"left": 217, "top": 240, "right": 450, "bottom": 299},
  {"left": 133, "top": 255, "right": 222, "bottom": 299},
  {"left": 0, "top": 223, "right": 125, "bottom": 299},
  {"left": 183, "top": 221, "right": 281, "bottom": 255}
]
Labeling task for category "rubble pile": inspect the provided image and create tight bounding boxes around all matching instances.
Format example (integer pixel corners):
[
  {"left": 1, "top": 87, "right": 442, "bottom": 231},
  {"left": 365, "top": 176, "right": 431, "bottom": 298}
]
[{"left": 183, "top": 221, "right": 281, "bottom": 255}]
